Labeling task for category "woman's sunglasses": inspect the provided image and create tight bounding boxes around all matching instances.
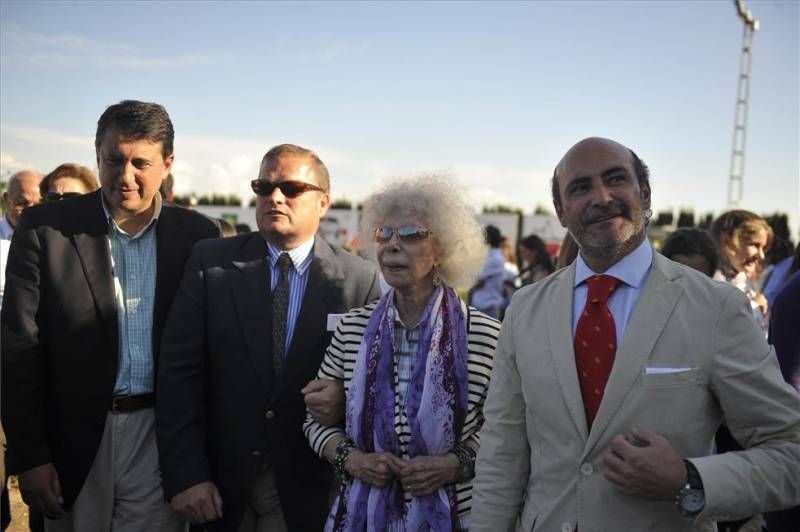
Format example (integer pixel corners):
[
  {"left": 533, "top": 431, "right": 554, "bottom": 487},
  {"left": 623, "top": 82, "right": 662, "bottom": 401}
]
[
  {"left": 44, "top": 192, "right": 82, "bottom": 202},
  {"left": 373, "top": 225, "right": 432, "bottom": 243},
  {"left": 250, "top": 179, "right": 325, "bottom": 198}
]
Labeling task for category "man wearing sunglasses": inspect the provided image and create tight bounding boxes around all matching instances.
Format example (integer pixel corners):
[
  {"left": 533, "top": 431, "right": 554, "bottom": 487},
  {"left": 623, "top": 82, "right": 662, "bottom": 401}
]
[{"left": 157, "top": 143, "right": 381, "bottom": 531}]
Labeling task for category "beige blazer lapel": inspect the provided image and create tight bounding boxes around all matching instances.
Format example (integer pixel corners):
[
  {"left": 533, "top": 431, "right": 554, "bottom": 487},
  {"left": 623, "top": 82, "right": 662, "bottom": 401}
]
[
  {"left": 584, "top": 253, "right": 684, "bottom": 455},
  {"left": 546, "top": 261, "right": 590, "bottom": 441}
]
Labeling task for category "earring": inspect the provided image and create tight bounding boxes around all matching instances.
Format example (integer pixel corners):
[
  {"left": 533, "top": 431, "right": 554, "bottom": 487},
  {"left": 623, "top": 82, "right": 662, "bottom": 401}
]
[
  {"left": 432, "top": 264, "right": 442, "bottom": 287},
  {"left": 643, "top": 208, "right": 653, "bottom": 220}
]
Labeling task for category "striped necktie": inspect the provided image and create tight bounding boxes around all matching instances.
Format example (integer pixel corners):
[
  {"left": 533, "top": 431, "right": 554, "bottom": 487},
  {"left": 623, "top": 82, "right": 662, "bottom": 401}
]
[{"left": 272, "top": 252, "right": 292, "bottom": 376}]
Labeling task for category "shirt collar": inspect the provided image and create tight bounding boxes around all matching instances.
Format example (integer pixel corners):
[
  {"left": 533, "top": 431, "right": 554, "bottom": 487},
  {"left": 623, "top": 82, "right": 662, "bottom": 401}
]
[
  {"left": 101, "top": 191, "right": 162, "bottom": 239},
  {"left": 574, "top": 236, "right": 653, "bottom": 289},
  {"left": 267, "top": 236, "right": 315, "bottom": 276}
]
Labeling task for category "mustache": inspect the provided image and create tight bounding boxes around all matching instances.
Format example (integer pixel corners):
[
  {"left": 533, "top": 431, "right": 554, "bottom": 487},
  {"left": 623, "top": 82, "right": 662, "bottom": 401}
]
[{"left": 582, "top": 202, "right": 631, "bottom": 224}]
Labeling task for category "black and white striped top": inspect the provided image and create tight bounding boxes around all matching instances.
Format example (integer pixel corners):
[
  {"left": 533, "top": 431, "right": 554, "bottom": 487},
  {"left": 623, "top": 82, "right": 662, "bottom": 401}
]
[{"left": 303, "top": 301, "right": 500, "bottom": 516}]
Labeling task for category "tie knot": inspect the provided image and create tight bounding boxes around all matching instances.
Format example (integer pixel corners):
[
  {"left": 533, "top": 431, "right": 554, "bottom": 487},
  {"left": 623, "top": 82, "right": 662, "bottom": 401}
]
[
  {"left": 586, "top": 274, "right": 620, "bottom": 304},
  {"left": 277, "top": 253, "right": 292, "bottom": 274}
]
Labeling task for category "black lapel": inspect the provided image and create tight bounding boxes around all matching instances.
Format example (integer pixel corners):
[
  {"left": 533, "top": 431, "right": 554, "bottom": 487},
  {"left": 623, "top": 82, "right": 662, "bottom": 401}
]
[
  {"left": 271, "top": 237, "right": 342, "bottom": 400},
  {"left": 231, "top": 233, "right": 274, "bottom": 394},
  {"left": 153, "top": 207, "right": 195, "bottom": 356},
  {"left": 70, "top": 191, "right": 118, "bottom": 359}
]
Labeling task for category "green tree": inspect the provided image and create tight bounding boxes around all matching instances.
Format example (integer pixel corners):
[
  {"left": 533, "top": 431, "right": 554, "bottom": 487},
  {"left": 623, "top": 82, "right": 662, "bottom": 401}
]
[
  {"left": 652, "top": 210, "right": 673, "bottom": 227},
  {"left": 483, "top": 204, "right": 523, "bottom": 215},
  {"left": 697, "top": 213, "right": 714, "bottom": 230},
  {"left": 676, "top": 209, "right": 695, "bottom": 228},
  {"left": 764, "top": 213, "right": 790, "bottom": 242},
  {"left": 331, "top": 198, "right": 353, "bottom": 209}
]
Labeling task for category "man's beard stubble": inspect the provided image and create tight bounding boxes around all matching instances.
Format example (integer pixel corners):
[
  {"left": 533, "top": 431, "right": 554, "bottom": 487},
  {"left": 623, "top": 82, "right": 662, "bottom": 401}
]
[{"left": 572, "top": 200, "right": 647, "bottom": 261}]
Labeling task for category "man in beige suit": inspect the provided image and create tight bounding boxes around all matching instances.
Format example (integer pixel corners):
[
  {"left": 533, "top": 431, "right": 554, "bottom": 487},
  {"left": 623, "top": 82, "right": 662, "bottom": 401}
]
[{"left": 471, "top": 137, "right": 800, "bottom": 532}]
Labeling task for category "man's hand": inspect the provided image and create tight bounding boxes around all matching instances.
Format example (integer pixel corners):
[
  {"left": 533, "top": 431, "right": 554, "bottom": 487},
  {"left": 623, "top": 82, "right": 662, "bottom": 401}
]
[
  {"left": 397, "top": 454, "right": 459, "bottom": 497},
  {"left": 302, "top": 378, "right": 345, "bottom": 425},
  {"left": 18, "top": 463, "right": 66, "bottom": 519},
  {"left": 170, "top": 481, "right": 223, "bottom": 525},
  {"left": 345, "top": 450, "right": 402, "bottom": 488},
  {"left": 602, "top": 428, "right": 686, "bottom": 500}
]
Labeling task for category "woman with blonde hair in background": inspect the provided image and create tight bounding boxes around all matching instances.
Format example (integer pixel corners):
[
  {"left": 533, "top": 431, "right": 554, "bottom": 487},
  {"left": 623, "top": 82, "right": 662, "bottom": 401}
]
[
  {"left": 40, "top": 163, "right": 99, "bottom": 201},
  {"left": 711, "top": 209, "right": 773, "bottom": 331}
]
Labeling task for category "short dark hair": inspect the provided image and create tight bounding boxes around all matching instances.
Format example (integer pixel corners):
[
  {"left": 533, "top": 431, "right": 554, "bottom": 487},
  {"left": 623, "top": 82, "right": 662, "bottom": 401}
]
[
  {"left": 551, "top": 148, "right": 650, "bottom": 208},
  {"left": 484, "top": 224, "right": 502, "bottom": 248},
  {"left": 95, "top": 100, "right": 174, "bottom": 159},
  {"left": 261, "top": 144, "right": 330, "bottom": 193},
  {"left": 661, "top": 228, "right": 718, "bottom": 275}
]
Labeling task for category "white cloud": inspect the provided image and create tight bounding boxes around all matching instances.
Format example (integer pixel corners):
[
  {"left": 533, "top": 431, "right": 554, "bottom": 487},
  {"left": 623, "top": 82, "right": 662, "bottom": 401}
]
[
  {"left": 286, "top": 40, "right": 370, "bottom": 65},
  {"left": 0, "top": 152, "right": 36, "bottom": 178},
  {"left": 1, "top": 24, "right": 221, "bottom": 69},
  {"left": 0, "top": 122, "right": 558, "bottom": 215}
]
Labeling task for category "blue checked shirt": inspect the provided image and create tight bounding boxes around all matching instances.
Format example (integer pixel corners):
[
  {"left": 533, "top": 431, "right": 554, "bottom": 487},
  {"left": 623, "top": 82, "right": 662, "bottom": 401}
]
[
  {"left": 267, "top": 238, "right": 314, "bottom": 355},
  {"left": 392, "top": 308, "right": 419, "bottom": 410},
  {"left": 103, "top": 195, "right": 161, "bottom": 395}
]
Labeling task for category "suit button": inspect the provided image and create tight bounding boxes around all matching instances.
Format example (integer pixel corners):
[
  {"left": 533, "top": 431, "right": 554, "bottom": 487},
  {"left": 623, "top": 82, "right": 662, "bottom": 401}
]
[
  {"left": 580, "top": 463, "right": 594, "bottom": 476},
  {"left": 252, "top": 451, "right": 261, "bottom": 457},
  {"left": 561, "top": 523, "right": 573, "bottom": 532},
  {"left": 265, "top": 410, "right": 275, "bottom": 419}
]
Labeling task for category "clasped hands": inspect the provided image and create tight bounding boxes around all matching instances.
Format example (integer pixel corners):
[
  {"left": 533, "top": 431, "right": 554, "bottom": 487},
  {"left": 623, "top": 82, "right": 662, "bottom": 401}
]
[
  {"left": 304, "top": 379, "right": 459, "bottom": 496},
  {"left": 346, "top": 450, "right": 459, "bottom": 497},
  {"left": 602, "top": 428, "right": 688, "bottom": 500}
]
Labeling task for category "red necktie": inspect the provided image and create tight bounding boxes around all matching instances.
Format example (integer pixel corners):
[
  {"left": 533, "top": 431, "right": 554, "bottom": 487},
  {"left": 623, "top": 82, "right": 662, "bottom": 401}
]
[{"left": 574, "top": 274, "right": 621, "bottom": 428}]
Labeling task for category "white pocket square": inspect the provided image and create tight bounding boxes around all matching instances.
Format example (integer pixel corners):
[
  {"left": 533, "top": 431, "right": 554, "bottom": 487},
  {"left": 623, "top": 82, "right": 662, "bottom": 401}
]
[{"left": 644, "top": 367, "right": 695, "bottom": 375}]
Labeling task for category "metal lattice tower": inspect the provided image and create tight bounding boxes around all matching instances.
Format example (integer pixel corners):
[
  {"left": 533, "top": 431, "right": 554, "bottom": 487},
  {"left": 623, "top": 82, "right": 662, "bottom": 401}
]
[{"left": 728, "top": 0, "right": 759, "bottom": 207}]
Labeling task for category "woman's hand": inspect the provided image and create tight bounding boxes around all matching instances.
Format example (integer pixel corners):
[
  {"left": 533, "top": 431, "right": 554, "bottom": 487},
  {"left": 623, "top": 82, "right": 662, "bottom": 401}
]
[
  {"left": 345, "top": 450, "right": 403, "bottom": 488},
  {"left": 397, "top": 454, "right": 459, "bottom": 496}
]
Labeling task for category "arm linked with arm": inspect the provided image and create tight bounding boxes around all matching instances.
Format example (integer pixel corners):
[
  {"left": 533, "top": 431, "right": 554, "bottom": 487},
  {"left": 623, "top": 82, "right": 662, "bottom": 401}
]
[{"left": 303, "top": 320, "right": 349, "bottom": 460}]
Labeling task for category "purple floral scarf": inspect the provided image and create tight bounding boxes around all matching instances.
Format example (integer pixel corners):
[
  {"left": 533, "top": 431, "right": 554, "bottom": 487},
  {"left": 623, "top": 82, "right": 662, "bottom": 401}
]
[{"left": 327, "top": 285, "right": 469, "bottom": 532}]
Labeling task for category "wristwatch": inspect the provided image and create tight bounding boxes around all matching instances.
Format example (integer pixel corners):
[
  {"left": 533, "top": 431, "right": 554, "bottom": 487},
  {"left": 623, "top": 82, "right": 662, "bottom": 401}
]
[{"left": 675, "top": 459, "right": 705, "bottom": 517}]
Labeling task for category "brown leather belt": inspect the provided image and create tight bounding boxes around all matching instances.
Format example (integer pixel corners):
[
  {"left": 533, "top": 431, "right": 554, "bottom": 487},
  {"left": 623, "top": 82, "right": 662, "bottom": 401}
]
[{"left": 110, "top": 393, "right": 155, "bottom": 413}]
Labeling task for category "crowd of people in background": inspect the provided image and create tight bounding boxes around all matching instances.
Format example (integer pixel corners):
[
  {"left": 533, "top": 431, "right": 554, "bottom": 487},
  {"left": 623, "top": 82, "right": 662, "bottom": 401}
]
[{"left": 0, "top": 100, "right": 798, "bottom": 532}]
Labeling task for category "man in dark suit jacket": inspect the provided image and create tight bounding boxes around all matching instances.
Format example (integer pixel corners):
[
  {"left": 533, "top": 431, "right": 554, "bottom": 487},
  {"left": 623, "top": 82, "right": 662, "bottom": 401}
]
[
  {"left": 156, "top": 144, "right": 381, "bottom": 532},
  {"left": 1, "top": 100, "right": 220, "bottom": 531}
]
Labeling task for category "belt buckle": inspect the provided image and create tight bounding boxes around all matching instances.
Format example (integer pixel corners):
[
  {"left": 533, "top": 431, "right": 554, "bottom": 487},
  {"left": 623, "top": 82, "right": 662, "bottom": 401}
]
[{"left": 111, "top": 395, "right": 123, "bottom": 413}]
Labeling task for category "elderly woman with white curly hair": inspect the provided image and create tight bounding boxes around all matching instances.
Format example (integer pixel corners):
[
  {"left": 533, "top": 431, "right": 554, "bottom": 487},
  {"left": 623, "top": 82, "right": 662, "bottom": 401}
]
[{"left": 303, "top": 174, "right": 500, "bottom": 531}]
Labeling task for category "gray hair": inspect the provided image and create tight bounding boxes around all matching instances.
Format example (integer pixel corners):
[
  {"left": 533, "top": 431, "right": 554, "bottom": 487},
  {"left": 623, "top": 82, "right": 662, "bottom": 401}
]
[{"left": 360, "top": 173, "right": 487, "bottom": 289}]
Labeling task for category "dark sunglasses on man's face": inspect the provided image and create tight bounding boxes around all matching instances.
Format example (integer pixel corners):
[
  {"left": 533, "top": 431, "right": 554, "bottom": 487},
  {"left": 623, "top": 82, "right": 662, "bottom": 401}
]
[
  {"left": 250, "top": 179, "right": 325, "bottom": 199},
  {"left": 44, "top": 192, "right": 82, "bottom": 202},
  {"left": 374, "top": 225, "right": 433, "bottom": 243}
]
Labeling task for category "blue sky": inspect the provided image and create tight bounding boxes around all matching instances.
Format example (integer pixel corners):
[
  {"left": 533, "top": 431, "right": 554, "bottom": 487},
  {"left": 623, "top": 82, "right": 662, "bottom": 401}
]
[{"left": 1, "top": 1, "right": 798, "bottom": 235}]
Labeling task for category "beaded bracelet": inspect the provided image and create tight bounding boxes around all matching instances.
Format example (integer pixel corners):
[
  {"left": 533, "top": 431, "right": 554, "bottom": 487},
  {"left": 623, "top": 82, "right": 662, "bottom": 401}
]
[
  {"left": 333, "top": 437, "right": 356, "bottom": 486},
  {"left": 452, "top": 442, "right": 477, "bottom": 482}
]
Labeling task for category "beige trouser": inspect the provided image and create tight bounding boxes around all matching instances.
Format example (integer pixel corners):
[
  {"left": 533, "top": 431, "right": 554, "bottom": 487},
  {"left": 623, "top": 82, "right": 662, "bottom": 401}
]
[
  {"left": 45, "top": 408, "right": 184, "bottom": 532},
  {"left": 237, "top": 458, "right": 287, "bottom": 532}
]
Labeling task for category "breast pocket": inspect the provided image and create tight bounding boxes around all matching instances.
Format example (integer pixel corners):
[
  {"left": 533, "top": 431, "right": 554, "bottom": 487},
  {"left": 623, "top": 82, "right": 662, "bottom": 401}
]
[{"left": 640, "top": 368, "right": 702, "bottom": 388}]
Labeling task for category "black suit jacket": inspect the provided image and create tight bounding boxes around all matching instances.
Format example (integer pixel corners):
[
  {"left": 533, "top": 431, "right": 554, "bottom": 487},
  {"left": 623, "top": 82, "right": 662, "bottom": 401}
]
[
  {"left": 0, "top": 190, "right": 221, "bottom": 509},
  {"left": 156, "top": 233, "right": 381, "bottom": 532}
]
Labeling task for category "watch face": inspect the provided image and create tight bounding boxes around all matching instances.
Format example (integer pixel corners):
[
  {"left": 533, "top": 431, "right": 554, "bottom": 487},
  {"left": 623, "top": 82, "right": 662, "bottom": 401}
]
[{"left": 680, "top": 489, "right": 705, "bottom": 513}]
